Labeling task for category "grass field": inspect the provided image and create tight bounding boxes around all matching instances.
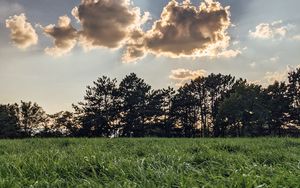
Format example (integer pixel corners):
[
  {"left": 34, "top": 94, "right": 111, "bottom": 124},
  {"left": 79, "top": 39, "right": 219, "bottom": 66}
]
[{"left": 0, "top": 138, "right": 299, "bottom": 187}]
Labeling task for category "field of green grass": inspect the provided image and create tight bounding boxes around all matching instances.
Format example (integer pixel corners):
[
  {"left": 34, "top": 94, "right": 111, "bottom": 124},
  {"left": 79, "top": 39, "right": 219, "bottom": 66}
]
[{"left": 0, "top": 138, "right": 299, "bottom": 187}]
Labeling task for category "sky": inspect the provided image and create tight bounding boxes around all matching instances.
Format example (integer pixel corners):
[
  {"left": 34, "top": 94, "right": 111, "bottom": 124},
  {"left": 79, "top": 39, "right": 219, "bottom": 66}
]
[{"left": 1, "top": 0, "right": 300, "bottom": 114}]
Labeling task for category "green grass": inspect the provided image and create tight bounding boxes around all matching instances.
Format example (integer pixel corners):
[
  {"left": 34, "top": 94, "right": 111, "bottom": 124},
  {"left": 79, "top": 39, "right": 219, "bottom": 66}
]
[{"left": 0, "top": 138, "right": 299, "bottom": 187}]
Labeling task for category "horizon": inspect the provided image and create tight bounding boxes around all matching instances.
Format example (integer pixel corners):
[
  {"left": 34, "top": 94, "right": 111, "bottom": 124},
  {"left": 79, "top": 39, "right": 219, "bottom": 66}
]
[{"left": 1, "top": 0, "right": 300, "bottom": 113}]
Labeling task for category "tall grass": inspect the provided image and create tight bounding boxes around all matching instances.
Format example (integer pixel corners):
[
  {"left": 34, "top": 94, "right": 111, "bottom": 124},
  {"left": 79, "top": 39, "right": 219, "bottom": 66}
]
[{"left": 0, "top": 138, "right": 299, "bottom": 187}]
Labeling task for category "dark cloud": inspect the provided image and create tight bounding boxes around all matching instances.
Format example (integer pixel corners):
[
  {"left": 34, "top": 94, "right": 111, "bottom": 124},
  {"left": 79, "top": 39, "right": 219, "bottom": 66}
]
[
  {"left": 44, "top": 15, "right": 78, "bottom": 57},
  {"left": 5, "top": 0, "right": 240, "bottom": 61},
  {"left": 144, "top": 0, "right": 251, "bottom": 23},
  {"left": 72, "top": 0, "right": 146, "bottom": 50},
  {"left": 123, "top": 0, "right": 235, "bottom": 62}
]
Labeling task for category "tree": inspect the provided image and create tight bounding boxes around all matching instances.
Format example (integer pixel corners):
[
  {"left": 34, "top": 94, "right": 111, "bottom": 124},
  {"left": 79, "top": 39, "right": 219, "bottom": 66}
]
[
  {"left": 16, "top": 101, "right": 48, "bottom": 137},
  {"left": 0, "top": 70, "right": 299, "bottom": 138},
  {"left": 119, "top": 73, "right": 151, "bottom": 137},
  {"left": 172, "top": 84, "right": 198, "bottom": 137},
  {"left": 264, "top": 81, "right": 290, "bottom": 135},
  {"left": 142, "top": 87, "right": 175, "bottom": 137},
  {"left": 190, "top": 74, "right": 235, "bottom": 137},
  {"left": 205, "top": 74, "right": 236, "bottom": 134},
  {"left": 287, "top": 68, "right": 300, "bottom": 124},
  {"left": 75, "top": 76, "right": 120, "bottom": 137},
  {"left": 189, "top": 76, "right": 208, "bottom": 137},
  {"left": 47, "top": 111, "right": 78, "bottom": 137},
  {"left": 0, "top": 104, "right": 19, "bottom": 138},
  {"left": 143, "top": 89, "right": 166, "bottom": 136},
  {"left": 216, "top": 81, "right": 271, "bottom": 137},
  {"left": 160, "top": 87, "right": 176, "bottom": 137}
]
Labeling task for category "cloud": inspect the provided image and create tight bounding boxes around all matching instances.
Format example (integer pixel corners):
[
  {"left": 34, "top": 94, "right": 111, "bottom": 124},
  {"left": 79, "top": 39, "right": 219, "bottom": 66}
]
[
  {"left": 72, "top": 0, "right": 147, "bottom": 50},
  {"left": 249, "top": 62, "right": 256, "bottom": 68},
  {"left": 44, "top": 15, "right": 78, "bottom": 57},
  {"left": 4, "top": 0, "right": 238, "bottom": 62},
  {"left": 292, "top": 35, "right": 300, "bottom": 40},
  {"left": 250, "top": 65, "right": 295, "bottom": 87},
  {"left": 5, "top": 13, "right": 38, "bottom": 49},
  {"left": 269, "top": 56, "right": 279, "bottom": 63},
  {"left": 249, "top": 20, "right": 292, "bottom": 40},
  {"left": 170, "top": 68, "right": 207, "bottom": 86},
  {"left": 123, "top": 0, "right": 233, "bottom": 62},
  {"left": 262, "top": 65, "right": 299, "bottom": 85},
  {"left": 264, "top": 68, "right": 289, "bottom": 85},
  {"left": 216, "top": 49, "right": 241, "bottom": 58}
]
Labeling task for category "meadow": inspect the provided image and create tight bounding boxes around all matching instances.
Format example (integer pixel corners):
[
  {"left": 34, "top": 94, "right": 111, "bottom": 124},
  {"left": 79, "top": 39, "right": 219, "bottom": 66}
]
[{"left": 0, "top": 138, "right": 299, "bottom": 187}]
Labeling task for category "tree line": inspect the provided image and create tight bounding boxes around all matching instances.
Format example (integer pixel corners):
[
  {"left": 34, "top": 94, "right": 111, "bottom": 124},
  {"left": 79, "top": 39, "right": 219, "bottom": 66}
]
[{"left": 1, "top": 68, "right": 300, "bottom": 138}]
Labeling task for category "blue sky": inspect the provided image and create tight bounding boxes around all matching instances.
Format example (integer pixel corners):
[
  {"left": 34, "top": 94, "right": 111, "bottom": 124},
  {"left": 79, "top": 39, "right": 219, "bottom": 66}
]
[{"left": 1, "top": 0, "right": 300, "bottom": 113}]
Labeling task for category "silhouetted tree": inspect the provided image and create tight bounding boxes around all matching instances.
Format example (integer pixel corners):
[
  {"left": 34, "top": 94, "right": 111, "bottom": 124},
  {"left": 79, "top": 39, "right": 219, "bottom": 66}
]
[
  {"left": 75, "top": 76, "right": 120, "bottom": 137},
  {"left": 206, "top": 74, "right": 236, "bottom": 135},
  {"left": 172, "top": 84, "right": 198, "bottom": 137},
  {"left": 142, "top": 87, "right": 175, "bottom": 137},
  {"left": 119, "top": 73, "right": 151, "bottom": 137},
  {"left": 1, "top": 68, "right": 300, "bottom": 138},
  {"left": 188, "top": 76, "right": 208, "bottom": 137},
  {"left": 189, "top": 74, "right": 235, "bottom": 137},
  {"left": 0, "top": 104, "right": 19, "bottom": 138},
  {"left": 287, "top": 68, "right": 300, "bottom": 125},
  {"left": 216, "top": 81, "right": 269, "bottom": 136},
  {"left": 16, "top": 101, "right": 48, "bottom": 137},
  {"left": 45, "top": 111, "right": 79, "bottom": 137},
  {"left": 161, "top": 87, "right": 176, "bottom": 137},
  {"left": 143, "top": 89, "right": 166, "bottom": 136},
  {"left": 264, "top": 81, "right": 290, "bottom": 135}
]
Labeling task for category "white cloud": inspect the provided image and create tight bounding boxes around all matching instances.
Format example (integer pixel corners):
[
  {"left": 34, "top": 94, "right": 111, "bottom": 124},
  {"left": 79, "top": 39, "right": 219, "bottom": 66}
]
[
  {"left": 262, "top": 65, "right": 299, "bottom": 85},
  {"left": 292, "top": 35, "right": 300, "bottom": 40},
  {"left": 232, "top": 41, "right": 240, "bottom": 45},
  {"left": 270, "top": 56, "right": 279, "bottom": 63},
  {"left": 170, "top": 68, "right": 207, "bottom": 86},
  {"left": 216, "top": 49, "right": 241, "bottom": 58},
  {"left": 5, "top": 13, "right": 38, "bottom": 49},
  {"left": 249, "top": 20, "right": 293, "bottom": 40},
  {"left": 264, "top": 69, "right": 289, "bottom": 85},
  {"left": 249, "top": 62, "right": 256, "bottom": 68}
]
